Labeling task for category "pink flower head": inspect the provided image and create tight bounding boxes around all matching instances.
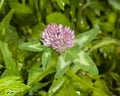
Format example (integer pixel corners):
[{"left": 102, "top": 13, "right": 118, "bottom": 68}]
[{"left": 42, "top": 23, "right": 75, "bottom": 53}]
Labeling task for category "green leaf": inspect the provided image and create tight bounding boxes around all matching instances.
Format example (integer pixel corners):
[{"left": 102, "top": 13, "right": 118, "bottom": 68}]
[
  {"left": 0, "top": 9, "right": 14, "bottom": 39},
  {"left": 46, "top": 12, "right": 74, "bottom": 28},
  {"left": 42, "top": 48, "right": 52, "bottom": 70},
  {"left": 0, "top": 41, "right": 19, "bottom": 76},
  {"left": 40, "top": 0, "right": 46, "bottom": 9},
  {"left": 19, "top": 41, "right": 45, "bottom": 52},
  {"left": 9, "top": 1, "right": 33, "bottom": 15},
  {"left": 56, "top": 0, "right": 69, "bottom": 10},
  {"left": 75, "top": 27, "right": 101, "bottom": 49},
  {"left": 88, "top": 38, "right": 117, "bottom": 53},
  {"left": 48, "top": 76, "right": 68, "bottom": 96},
  {"left": 0, "top": 76, "right": 30, "bottom": 96},
  {"left": 92, "top": 88, "right": 109, "bottom": 96},
  {"left": 28, "top": 66, "right": 55, "bottom": 86},
  {"left": 32, "top": 23, "right": 45, "bottom": 40},
  {"left": 73, "top": 50, "right": 98, "bottom": 75},
  {"left": 29, "top": 82, "right": 49, "bottom": 96},
  {"left": 28, "top": 70, "right": 43, "bottom": 86},
  {"left": 49, "top": 70, "right": 93, "bottom": 96},
  {"left": 108, "top": 0, "right": 120, "bottom": 10},
  {"left": 94, "top": 79, "right": 112, "bottom": 95},
  {"left": 109, "top": 72, "right": 119, "bottom": 81},
  {"left": 55, "top": 52, "right": 72, "bottom": 79},
  {"left": 0, "top": 64, "right": 4, "bottom": 69},
  {"left": 0, "top": 0, "right": 4, "bottom": 10}
]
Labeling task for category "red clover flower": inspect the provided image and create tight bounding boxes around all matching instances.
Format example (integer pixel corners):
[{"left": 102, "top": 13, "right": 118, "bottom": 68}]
[{"left": 42, "top": 23, "right": 75, "bottom": 53}]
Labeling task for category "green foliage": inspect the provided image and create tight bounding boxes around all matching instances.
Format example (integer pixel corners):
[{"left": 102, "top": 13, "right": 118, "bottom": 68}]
[
  {"left": 0, "top": 76, "right": 30, "bottom": 96},
  {"left": 46, "top": 12, "right": 73, "bottom": 27},
  {"left": 0, "top": 9, "right": 14, "bottom": 40},
  {"left": 108, "top": 0, "right": 120, "bottom": 10},
  {"left": 0, "top": 41, "right": 19, "bottom": 76},
  {"left": 0, "top": 0, "right": 120, "bottom": 96},
  {"left": 19, "top": 41, "right": 44, "bottom": 52},
  {"left": 56, "top": 0, "right": 69, "bottom": 10},
  {"left": 75, "top": 27, "right": 101, "bottom": 48},
  {"left": 9, "top": 1, "right": 33, "bottom": 15},
  {"left": 42, "top": 48, "right": 52, "bottom": 70}
]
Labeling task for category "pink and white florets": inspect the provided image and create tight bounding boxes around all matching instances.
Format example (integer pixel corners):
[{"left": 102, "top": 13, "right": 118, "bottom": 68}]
[{"left": 42, "top": 23, "right": 75, "bottom": 53}]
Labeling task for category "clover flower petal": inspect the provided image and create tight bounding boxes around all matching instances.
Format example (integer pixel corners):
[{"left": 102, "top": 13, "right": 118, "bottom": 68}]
[{"left": 42, "top": 23, "right": 75, "bottom": 53}]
